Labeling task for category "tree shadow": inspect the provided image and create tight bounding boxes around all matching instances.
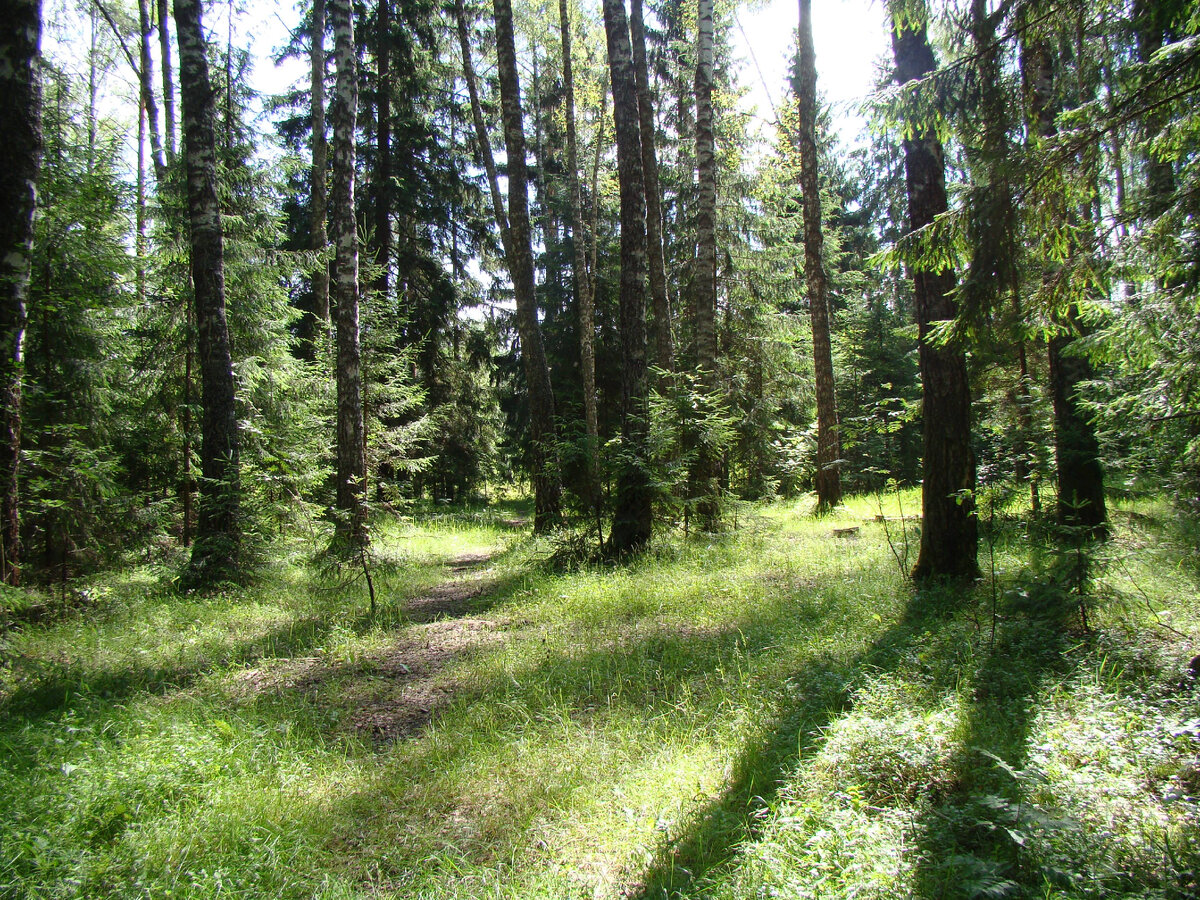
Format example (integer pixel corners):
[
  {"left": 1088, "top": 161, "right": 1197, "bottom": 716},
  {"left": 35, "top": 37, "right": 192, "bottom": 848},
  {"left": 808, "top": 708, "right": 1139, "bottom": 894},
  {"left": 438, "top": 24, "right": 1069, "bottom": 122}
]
[
  {"left": 0, "top": 553, "right": 531, "bottom": 724},
  {"left": 619, "top": 583, "right": 969, "bottom": 898},
  {"left": 905, "top": 607, "right": 1077, "bottom": 899}
]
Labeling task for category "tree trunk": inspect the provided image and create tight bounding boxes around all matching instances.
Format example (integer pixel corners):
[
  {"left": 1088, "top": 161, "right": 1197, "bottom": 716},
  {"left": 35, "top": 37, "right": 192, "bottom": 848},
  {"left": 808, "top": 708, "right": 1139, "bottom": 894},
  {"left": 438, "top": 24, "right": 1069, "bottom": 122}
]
[
  {"left": 175, "top": 0, "right": 241, "bottom": 582},
  {"left": 889, "top": 1, "right": 978, "bottom": 581},
  {"left": 602, "top": 0, "right": 652, "bottom": 553},
  {"left": 558, "top": 0, "right": 602, "bottom": 537},
  {"left": 691, "top": 0, "right": 719, "bottom": 531},
  {"left": 137, "top": 0, "right": 167, "bottom": 184},
  {"left": 311, "top": 0, "right": 330, "bottom": 330},
  {"left": 454, "top": 0, "right": 509, "bottom": 237},
  {"left": 492, "top": 0, "right": 563, "bottom": 532},
  {"left": 797, "top": 0, "right": 841, "bottom": 512},
  {"left": 631, "top": 0, "right": 672, "bottom": 373},
  {"left": 157, "top": 0, "right": 175, "bottom": 160},
  {"left": 1024, "top": 35, "right": 1107, "bottom": 539},
  {"left": 329, "top": 0, "right": 368, "bottom": 549},
  {"left": 374, "top": 0, "right": 391, "bottom": 298},
  {"left": 0, "top": 0, "right": 41, "bottom": 587}
]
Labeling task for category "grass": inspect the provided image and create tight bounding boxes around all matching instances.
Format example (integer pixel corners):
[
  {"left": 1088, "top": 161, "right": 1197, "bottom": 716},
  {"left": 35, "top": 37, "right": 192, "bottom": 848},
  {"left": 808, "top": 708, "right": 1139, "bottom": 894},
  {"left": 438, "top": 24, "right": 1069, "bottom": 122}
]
[{"left": 1, "top": 492, "right": 1197, "bottom": 899}]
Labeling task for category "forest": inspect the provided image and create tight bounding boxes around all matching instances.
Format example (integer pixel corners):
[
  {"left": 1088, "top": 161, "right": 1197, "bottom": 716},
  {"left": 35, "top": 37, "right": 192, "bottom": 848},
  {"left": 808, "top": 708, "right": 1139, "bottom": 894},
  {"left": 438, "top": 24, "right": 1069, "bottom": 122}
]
[{"left": 0, "top": 0, "right": 1198, "bottom": 896}]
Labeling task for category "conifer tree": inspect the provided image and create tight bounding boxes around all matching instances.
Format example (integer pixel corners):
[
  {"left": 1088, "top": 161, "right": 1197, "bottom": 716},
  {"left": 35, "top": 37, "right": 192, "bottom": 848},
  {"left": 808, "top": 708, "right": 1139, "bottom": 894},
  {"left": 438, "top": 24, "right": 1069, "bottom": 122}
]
[
  {"left": 602, "top": 0, "right": 653, "bottom": 552},
  {"left": 329, "top": 0, "right": 368, "bottom": 548},
  {"left": 797, "top": 0, "right": 841, "bottom": 511},
  {"left": 888, "top": 0, "right": 978, "bottom": 580}
]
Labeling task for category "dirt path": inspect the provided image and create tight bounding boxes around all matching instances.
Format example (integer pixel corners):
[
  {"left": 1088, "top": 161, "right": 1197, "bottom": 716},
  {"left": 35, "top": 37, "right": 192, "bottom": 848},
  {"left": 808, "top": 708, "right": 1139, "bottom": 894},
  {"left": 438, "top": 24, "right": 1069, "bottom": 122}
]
[{"left": 235, "top": 550, "right": 511, "bottom": 743}]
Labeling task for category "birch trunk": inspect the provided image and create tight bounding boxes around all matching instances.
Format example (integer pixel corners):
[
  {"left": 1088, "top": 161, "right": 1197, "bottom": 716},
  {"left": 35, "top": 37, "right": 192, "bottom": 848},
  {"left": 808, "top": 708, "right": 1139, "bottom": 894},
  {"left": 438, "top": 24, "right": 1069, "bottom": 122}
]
[
  {"left": 175, "top": 0, "right": 241, "bottom": 582},
  {"left": 157, "top": 0, "right": 175, "bottom": 159},
  {"left": 0, "top": 0, "right": 41, "bottom": 586}
]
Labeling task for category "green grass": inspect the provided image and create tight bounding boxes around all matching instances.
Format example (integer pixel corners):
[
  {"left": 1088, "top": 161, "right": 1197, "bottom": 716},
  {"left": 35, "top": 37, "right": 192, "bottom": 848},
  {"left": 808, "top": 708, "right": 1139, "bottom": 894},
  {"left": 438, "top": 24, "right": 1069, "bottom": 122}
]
[{"left": 1, "top": 494, "right": 1197, "bottom": 899}]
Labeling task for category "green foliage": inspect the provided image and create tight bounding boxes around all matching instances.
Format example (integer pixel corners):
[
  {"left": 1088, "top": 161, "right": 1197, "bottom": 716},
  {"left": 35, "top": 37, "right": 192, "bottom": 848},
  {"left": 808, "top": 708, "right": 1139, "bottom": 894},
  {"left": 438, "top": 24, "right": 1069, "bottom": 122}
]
[{"left": 3, "top": 498, "right": 1197, "bottom": 899}]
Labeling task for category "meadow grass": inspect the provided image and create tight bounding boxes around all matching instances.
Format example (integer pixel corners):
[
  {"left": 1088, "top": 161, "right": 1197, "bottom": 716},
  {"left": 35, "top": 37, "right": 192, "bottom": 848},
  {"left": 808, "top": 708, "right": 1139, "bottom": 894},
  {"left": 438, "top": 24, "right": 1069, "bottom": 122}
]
[{"left": 1, "top": 493, "right": 1197, "bottom": 899}]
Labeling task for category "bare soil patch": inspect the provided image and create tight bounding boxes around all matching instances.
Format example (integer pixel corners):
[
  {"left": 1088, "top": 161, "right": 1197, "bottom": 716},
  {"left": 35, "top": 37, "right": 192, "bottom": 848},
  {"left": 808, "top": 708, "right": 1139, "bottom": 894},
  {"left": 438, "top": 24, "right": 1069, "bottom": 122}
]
[{"left": 234, "top": 552, "right": 509, "bottom": 742}]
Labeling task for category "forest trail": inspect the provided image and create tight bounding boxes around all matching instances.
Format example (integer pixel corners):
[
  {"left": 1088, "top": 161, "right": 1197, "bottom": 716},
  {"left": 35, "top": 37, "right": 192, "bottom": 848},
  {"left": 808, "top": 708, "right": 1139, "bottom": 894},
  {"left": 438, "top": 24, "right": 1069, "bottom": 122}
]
[
  {"left": 235, "top": 547, "right": 513, "bottom": 743},
  {"left": 349, "top": 549, "right": 508, "bottom": 741}
]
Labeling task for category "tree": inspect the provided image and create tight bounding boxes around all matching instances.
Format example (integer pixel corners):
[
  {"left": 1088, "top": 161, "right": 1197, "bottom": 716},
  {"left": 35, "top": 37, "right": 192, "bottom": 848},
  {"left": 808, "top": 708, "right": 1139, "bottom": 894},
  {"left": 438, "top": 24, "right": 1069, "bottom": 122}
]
[
  {"left": 796, "top": 0, "right": 841, "bottom": 512},
  {"left": 488, "top": 0, "right": 564, "bottom": 531},
  {"left": 310, "top": 0, "right": 329, "bottom": 331},
  {"left": 601, "top": 0, "right": 653, "bottom": 553},
  {"left": 631, "top": 0, "right": 672, "bottom": 373},
  {"left": 690, "top": 0, "right": 719, "bottom": 531},
  {"left": 888, "top": 0, "right": 978, "bottom": 581},
  {"left": 156, "top": 0, "right": 175, "bottom": 159},
  {"left": 0, "top": 0, "right": 43, "bottom": 586},
  {"left": 1021, "top": 28, "right": 1106, "bottom": 539},
  {"left": 558, "top": 0, "right": 602, "bottom": 535},
  {"left": 329, "top": 0, "right": 368, "bottom": 548},
  {"left": 174, "top": 0, "right": 241, "bottom": 582},
  {"left": 374, "top": 0, "right": 391, "bottom": 299}
]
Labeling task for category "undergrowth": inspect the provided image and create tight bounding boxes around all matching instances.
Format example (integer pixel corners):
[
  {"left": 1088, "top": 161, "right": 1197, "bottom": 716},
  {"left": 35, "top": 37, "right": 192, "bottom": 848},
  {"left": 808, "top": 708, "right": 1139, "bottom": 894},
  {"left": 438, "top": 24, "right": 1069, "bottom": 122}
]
[{"left": 0, "top": 494, "right": 1196, "bottom": 900}]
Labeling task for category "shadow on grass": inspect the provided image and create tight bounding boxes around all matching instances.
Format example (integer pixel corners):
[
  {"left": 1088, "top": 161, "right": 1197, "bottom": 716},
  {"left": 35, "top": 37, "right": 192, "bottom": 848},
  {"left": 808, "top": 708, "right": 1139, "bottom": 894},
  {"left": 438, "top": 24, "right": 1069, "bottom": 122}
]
[
  {"left": 0, "top": 548, "right": 532, "bottom": 725},
  {"left": 906, "top": 609, "right": 1076, "bottom": 899},
  {"left": 626, "top": 583, "right": 972, "bottom": 899}
]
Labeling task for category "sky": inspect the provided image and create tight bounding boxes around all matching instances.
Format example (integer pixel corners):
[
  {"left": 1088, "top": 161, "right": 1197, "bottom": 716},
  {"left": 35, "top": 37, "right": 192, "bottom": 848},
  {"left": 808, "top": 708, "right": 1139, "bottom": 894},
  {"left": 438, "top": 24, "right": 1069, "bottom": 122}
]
[
  {"left": 42, "top": 0, "right": 892, "bottom": 167},
  {"left": 232, "top": 0, "right": 893, "bottom": 153},
  {"left": 733, "top": 0, "right": 892, "bottom": 147}
]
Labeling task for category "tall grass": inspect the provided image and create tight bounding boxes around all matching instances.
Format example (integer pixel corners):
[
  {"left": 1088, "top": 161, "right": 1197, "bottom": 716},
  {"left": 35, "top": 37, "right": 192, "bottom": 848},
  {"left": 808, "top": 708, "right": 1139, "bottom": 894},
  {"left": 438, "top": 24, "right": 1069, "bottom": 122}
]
[{"left": 1, "top": 494, "right": 1196, "bottom": 899}]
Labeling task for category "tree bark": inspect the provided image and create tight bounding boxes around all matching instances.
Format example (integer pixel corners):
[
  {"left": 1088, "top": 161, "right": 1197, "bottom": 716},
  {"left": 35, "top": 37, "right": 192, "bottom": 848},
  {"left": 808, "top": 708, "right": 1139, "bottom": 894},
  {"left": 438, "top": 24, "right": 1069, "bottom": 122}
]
[
  {"left": 558, "top": 0, "right": 602, "bottom": 537},
  {"left": 492, "top": 0, "right": 563, "bottom": 532},
  {"left": 602, "top": 0, "right": 652, "bottom": 553},
  {"left": 0, "top": 0, "right": 41, "bottom": 586},
  {"left": 631, "top": 0, "right": 672, "bottom": 373},
  {"left": 889, "top": 1, "right": 978, "bottom": 581},
  {"left": 175, "top": 0, "right": 241, "bottom": 582},
  {"left": 1023, "top": 35, "right": 1107, "bottom": 539},
  {"left": 311, "top": 0, "right": 330, "bottom": 329},
  {"left": 374, "top": 0, "right": 391, "bottom": 298},
  {"left": 137, "top": 0, "right": 167, "bottom": 184},
  {"left": 797, "top": 0, "right": 841, "bottom": 512},
  {"left": 157, "top": 0, "right": 175, "bottom": 160},
  {"left": 329, "top": 0, "right": 368, "bottom": 548},
  {"left": 454, "top": 0, "right": 509, "bottom": 238},
  {"left": 691, "top": 0, "right": 719, "bottom": 530}
]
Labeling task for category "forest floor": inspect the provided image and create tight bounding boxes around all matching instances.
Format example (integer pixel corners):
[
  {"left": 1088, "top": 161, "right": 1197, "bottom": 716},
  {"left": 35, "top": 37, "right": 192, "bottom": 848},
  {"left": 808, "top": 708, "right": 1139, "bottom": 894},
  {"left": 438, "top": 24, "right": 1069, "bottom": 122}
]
[{"left": 1, "top": 494, "right": 1198, "bottom": 900}]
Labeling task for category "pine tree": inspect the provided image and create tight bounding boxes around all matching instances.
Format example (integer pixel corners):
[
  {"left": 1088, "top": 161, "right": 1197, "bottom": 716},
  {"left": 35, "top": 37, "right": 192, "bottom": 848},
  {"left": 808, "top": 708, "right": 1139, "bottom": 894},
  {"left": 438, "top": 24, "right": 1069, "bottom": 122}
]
[{"left": 796, "top": 0, "right": 841, "bottom": 512}]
